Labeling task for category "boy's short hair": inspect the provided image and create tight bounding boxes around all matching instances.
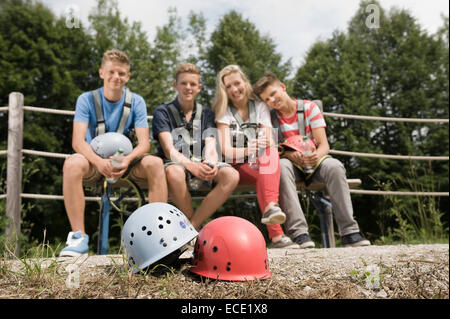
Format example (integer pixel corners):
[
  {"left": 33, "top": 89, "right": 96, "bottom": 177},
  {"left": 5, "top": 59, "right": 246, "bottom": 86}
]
[
  {"left": 175, "top": 63, "right": 201, "bottom": 82},
  {"left": 101, "top": 49, "right": 131, "bottom": 68},
  {"left": 253, "top": 72, "right": 281, "bottom": 97}
]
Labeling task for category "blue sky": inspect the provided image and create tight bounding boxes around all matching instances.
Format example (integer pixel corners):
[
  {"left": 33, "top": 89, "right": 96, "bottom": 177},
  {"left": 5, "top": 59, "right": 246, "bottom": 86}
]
[{"left": 42, "top": 0, "right": 449, "bottom": 69}]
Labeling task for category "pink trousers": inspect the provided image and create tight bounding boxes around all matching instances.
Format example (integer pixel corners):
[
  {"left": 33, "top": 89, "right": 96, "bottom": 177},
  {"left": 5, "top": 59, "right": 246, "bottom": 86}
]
[{"left": 234, "top": 146, "right": 284, "bottom": 239}]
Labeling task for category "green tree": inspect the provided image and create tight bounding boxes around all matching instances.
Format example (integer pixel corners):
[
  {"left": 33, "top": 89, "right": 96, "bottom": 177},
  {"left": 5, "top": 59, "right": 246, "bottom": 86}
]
[
  {"left": 88, "top": 2, "right": 188, "bottom": 113},
  {"left": 144, "top": 7, "right": 184, "bottom": 112},
  {"left": 291, "top": 0, "right": 449, "bottom": 237},
  {"left": 0, "top": 0, "right": 97, "bottom": 252},
  {"left": 88, "top": 0, "right": 154, "bottom": 103},
  {"left": 207, "top": 10, "right": 291, "bottom": 85}
]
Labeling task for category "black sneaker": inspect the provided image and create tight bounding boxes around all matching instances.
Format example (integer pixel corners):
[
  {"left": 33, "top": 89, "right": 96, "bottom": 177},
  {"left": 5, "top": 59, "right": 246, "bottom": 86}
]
[
  {"left": 341, "top": 232, "right": 371, "bottom": 247},
  {"left": 293, "top": 233, "right": 315, "bottom": 249}
]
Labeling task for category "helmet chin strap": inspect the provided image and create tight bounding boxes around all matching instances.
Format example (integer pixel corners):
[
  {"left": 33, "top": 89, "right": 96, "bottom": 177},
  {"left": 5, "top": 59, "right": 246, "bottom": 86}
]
[{"left": 143, "top": 247, "right": 187, "bottom": 274}]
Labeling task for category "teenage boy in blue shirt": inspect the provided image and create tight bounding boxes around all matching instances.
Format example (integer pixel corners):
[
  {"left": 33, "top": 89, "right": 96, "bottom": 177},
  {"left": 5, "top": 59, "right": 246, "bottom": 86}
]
[{"left": 60, "top": 49, "right": 167, "bottom": 257}]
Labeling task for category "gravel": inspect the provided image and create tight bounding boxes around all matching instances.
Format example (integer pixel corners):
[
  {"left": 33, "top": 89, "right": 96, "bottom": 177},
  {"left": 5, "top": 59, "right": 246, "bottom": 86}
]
[{"left": 2, "top": 244, "right": 448, "bottom": 299}]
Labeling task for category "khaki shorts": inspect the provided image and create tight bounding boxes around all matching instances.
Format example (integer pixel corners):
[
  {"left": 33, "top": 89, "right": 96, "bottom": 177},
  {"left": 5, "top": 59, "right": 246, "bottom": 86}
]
[
  {"left": 163, "top": 159, "right": 231, "bottom": 189},
  {"left": 73, "top": 153, "right": 148, "bottom": 185}
]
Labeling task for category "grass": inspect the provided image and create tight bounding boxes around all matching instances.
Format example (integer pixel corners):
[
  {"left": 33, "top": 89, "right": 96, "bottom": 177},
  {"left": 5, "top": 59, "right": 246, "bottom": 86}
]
[
  {"left": 370, "top": 164, "right": 449, "bottom": 245},
  {"left": 1, "top": 236, "right": 448, "bottom": 299}
]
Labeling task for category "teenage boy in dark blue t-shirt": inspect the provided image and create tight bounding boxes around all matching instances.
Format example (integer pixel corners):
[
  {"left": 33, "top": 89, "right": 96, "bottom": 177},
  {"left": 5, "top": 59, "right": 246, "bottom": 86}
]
[{"left": 152, "top": 63, "right": 239, "bottom": 231}]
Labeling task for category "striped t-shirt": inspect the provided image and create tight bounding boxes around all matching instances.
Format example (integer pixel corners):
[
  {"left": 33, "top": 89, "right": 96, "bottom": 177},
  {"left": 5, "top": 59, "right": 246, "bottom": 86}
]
[{"left": 276, "top": 99, "right": 326, "bottom": 145}]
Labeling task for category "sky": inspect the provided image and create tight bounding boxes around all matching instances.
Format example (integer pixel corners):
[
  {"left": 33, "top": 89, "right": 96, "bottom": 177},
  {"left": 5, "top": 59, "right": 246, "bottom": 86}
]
[{"left": 41, "top": 0, "right": 449, "bottom": 69}]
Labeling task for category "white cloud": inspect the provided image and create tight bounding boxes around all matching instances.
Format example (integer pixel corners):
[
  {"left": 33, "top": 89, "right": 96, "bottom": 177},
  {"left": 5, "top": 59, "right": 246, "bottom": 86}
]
[{"left": 42, "top": 0, "right": 449, "bottom": 69}]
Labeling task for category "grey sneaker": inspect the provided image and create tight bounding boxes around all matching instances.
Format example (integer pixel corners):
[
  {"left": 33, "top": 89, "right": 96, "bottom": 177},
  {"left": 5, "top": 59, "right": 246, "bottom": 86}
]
[
  {"left": 341, "top": 232, "right": 371, "bottom": 247},
  {"left": 293, "top": 233, "right": 315, "bottom": 249},
  {"left": 261, "top": 205, "right": 286, "bottom": 225},
  {"left": 269, "top": 235, "right": 299, "bottom": 249}
]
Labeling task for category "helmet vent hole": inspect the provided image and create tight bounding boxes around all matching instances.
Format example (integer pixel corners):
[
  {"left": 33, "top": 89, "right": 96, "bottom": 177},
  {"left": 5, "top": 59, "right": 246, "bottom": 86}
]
[
  {"left": 147, "top": 231, "right": 152, "bottom": 236},
  {"left": 142, "top": 226, "right": 146, "bottom": 231},
  {"left": 131, "top": 233, "right": 134, "bottom": 237},
  {"left": 158, "top": 216, "right": 163, "bottom": 221},
  {"left": 159, "top": 225, "right": 164, "bottom": 229},
  {"left": 203, "top": 240, "right": 207, "bottom": 246},
  {"left": 226, "top": 267, "right": 231, "bottom": 272},
  {"left": 166, "top": 220, "right": 171, "bottom": 224},
  {"left": 163, "top": 243, "right": 167, "bottom": 247},
  {"left": 213, "top": 266, "right": 217, "bottom": 270},
  {"left": 173, "top": 237, "right": 177, "bottom": 241},
  {"left": 129, "top": 241, "right": 133, "bottom": 246},
  {"left": 212, "top": 246, "right": 218, "bottom": 253}
]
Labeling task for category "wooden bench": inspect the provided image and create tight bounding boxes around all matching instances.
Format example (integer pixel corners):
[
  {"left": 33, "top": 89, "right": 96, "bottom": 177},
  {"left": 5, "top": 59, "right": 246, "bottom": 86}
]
[{"left": 85, "top": 176, "right": 362, "bottom": 254}]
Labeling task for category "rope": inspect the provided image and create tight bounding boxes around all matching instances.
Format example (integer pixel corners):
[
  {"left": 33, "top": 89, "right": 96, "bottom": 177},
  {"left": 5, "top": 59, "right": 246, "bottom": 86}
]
[
  {"left": 350, "top": 190, "right": 449, "bottom": 196},
  {"left": 20, "top": 193, "right": 99, "bottom": 201},
  {"left": 329, "top": 149, "right": 449, "bottom": 161},
  {"left": 4, "top": 105, "right": 449, "bottom": 123},
  {"left": 323, "top": 112, "right": 449, "bottom": 123},
  {"left": 23, "top": 106, "right": 75, "bottom": 116},
  {"left": 20, "top": 193, "right": 150, "bottom": 202},
  {"left": 21, "top": 106, "right": 154, "bottom": 119},
  {"left": 18, "top": 148, "right": 449, "bottom": 161},
  {"left": 22, "top": 149, "right": 70, "bottom": 159},
  {"left": 14, "top": 190, "right": 448, "bottom": 202}
]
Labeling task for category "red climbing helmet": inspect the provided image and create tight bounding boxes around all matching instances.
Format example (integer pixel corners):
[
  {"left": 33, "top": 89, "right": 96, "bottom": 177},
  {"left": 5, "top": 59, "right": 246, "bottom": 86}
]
[
  {"left": 280, "top": 134, "right": 304, "bottom": 153},
  {"left": 190, "top": 216, "right": 271, "bottom": 281},
  {"left": 280, "top": 134, "right": 316, "bottom": 154}
]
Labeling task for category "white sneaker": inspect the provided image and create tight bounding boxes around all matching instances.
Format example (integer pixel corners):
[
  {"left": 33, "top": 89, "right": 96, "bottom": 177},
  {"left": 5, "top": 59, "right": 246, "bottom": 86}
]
[{"left": 59, "top": 231, "right": 89, "bottom": 257}]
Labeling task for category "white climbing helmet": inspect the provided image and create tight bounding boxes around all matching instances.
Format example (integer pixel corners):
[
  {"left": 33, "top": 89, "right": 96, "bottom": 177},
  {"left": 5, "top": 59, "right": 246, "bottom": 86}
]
[
  {"left": 121, "top": 202, "right": 199, "bottom": 274},
  {"left": 90, "top": 132, "right": 133, "bottom": 158}
]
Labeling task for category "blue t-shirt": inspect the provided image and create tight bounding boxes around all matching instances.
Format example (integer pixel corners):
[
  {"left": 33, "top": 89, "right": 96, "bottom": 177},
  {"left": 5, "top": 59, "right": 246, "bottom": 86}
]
[
  {"left": 152, "top": 98, "right": 217, "bottom": 160},
  {"left": 74, "top": 87, "right": 149, "bottom": 143}
]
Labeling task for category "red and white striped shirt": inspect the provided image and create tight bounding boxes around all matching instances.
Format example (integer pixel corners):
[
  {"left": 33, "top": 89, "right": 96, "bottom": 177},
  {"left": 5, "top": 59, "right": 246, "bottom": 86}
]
[{"left": 276, "top": 99, "right": 326, "bottom": 145}]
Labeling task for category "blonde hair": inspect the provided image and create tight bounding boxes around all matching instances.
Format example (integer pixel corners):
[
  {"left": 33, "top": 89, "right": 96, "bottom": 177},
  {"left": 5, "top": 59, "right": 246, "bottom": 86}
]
[
  {"left": 101, "top": 49, "right": 130, "bottom": 68},
  {"left": 175, "top": 63, "right": 201, "bottom": 82},
  {"left": 212, "top": 65, "right": 255, "bottom": 121}
]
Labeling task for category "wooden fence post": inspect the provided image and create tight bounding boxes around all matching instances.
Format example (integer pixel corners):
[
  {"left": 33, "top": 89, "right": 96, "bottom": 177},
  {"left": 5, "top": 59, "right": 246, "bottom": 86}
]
[{"left": 6, "top": 92, "right": 24, "bottom": 256}]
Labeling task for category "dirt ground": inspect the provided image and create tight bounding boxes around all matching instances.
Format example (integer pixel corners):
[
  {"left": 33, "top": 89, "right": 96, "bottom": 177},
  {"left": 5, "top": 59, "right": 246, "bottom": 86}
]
[{"left": 1, "top": 244, "right": 448, "bottom": 299}]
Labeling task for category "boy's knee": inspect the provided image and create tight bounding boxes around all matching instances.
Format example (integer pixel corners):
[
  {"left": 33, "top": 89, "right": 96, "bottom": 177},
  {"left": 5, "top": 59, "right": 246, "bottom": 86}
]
[
  {"left": 220, "top": 167, "right": 240, "bottom": 187},
  {"left": 279, "top": 158, "right": 296, "bottom": 182},
  {"left": 166, "top": 165, "right": 186, "bottom": 184},
  {"left": 142, "top": 155, "right": 164, "bottom": 172},
  {"left": 63, "top": 154, "right": 89, "bottom": 177},
  {"left": 323, "top": 158, "right": 346, "bottom": 177}
]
